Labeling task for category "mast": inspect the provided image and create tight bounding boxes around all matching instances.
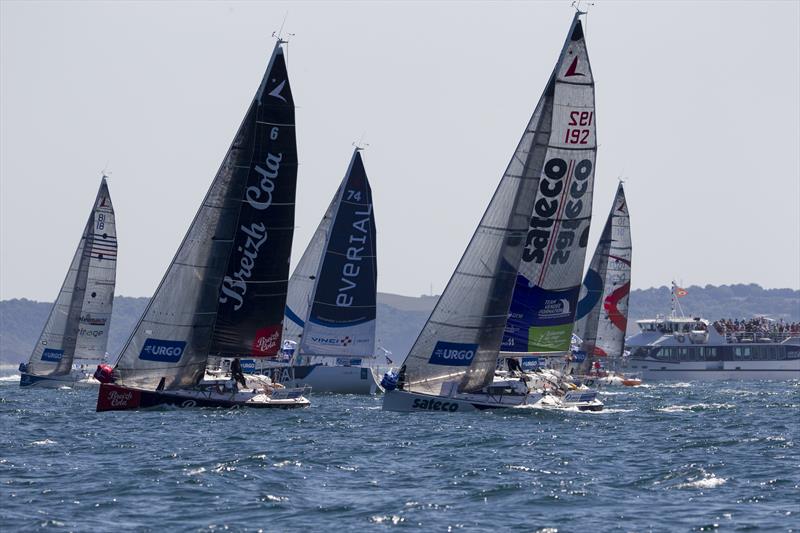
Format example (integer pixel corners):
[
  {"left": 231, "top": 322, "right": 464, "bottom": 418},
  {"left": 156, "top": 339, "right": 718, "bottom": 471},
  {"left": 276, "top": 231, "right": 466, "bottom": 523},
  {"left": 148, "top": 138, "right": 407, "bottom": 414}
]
[
  {"left": 112, "top": 40, "right": 298, "bottom": 390},
  {"left": 27, "top": 177, "right": 117, "bottom": 376},
  {"left": 399, "top": 13, "right": 593, "bottom": 395}
]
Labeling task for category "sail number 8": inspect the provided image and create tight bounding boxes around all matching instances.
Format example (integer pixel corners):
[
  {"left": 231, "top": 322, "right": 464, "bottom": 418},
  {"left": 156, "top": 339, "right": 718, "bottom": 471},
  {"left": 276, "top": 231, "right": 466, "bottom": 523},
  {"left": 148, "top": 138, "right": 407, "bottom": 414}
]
[{"left": 564, "top": 111, "right": 593, "bottom": 145}]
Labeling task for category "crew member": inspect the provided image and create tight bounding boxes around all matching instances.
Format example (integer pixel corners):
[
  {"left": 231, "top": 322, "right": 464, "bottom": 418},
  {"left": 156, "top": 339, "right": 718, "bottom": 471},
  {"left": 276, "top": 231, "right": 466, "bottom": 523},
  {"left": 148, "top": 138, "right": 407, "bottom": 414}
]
[{"left": 230, "top": 357, "right": 247, "bottom": 389}]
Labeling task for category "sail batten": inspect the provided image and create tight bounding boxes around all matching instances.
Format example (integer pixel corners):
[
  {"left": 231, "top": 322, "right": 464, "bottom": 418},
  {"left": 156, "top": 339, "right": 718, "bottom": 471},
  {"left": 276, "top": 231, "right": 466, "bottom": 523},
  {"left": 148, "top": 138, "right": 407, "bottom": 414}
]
[{"left": 112, "top": 42, "right": 298, "bottom": 389}]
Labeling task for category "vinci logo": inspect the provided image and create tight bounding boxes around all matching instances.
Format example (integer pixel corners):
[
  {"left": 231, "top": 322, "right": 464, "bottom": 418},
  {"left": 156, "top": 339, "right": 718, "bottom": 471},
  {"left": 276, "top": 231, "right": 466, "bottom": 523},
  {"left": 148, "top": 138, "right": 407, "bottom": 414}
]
[
  {"left": 252, "top": 325, "right": 281, "bottom": 356},
  {"left": 139, "top": 339, "right": 186, "bottom": 363},
  {"left": 428, "top": 341, "right": 478, "bottom": 367},
  {"left": 41, "top": 348, "right": 64, "bottom": 363}
]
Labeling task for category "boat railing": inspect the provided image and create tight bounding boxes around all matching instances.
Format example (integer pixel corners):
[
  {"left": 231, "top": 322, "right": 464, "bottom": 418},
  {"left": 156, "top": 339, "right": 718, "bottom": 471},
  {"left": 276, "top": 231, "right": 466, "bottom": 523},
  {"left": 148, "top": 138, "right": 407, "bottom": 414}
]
[{"left": 724, "top": 331, "right": 794, "bottom": 344}]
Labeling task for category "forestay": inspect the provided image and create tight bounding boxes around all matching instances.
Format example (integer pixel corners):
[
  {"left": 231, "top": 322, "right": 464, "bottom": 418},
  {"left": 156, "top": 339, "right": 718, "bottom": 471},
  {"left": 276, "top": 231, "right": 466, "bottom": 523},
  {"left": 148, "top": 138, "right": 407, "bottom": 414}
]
[
  {"left": 27, "top": 177, "right": 117, "bottom": 376},
  {"left": 113, "top": 42, "right": 298, "bottom": 390},
  {"left": 502, "top": 16, "right": 598, "bottom": 355},
  {"left": 574, "top": 183, "right": 631, "bottom": 371},
  {"left": 401, "top": 15, "right": 592, "bottom": 395},
  {"left": 298, "top": 150, "right": 377, "bottom": 357}
]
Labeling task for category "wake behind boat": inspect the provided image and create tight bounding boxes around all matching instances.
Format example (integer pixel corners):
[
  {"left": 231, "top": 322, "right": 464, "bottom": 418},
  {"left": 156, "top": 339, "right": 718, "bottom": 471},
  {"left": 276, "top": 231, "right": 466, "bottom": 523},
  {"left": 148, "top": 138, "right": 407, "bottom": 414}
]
[
  {"left": 383, "top": 12, "right": 601, "bottom": 413},
  {"left": 96, "top": 39, "right": 309, "bottom": 411},
  {"left": 19, "top": 176, "right": 117, "bottom": 389}
]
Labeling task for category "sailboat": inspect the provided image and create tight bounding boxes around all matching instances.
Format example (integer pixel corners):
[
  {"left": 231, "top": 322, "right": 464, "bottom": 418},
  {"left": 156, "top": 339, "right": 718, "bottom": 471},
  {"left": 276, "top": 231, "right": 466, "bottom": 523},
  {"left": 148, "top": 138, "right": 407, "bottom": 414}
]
[
  {"left": 572, "top": 182, "right": 636, "bottom": 385},
  {"left": 96, "top": 39, "right": 310, "bottom": 411},
  {"left": 269, "top": 148, "right": 382, "bottom": 394},
  {"left": 383, "top": 13, "right": 598, "bottom": 412},
  {"left": 19, "top": 176, "right": 117, "bottom": 388}
]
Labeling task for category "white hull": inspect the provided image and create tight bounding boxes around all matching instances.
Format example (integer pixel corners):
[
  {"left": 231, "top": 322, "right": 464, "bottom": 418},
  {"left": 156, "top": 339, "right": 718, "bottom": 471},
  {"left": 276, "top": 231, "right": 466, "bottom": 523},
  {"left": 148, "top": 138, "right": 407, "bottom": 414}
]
[
  {"left": 634, "top": 359, "right": 800, "bottom": 381},
  {"left": 19, "top": 372, "right": 99, "bottom": 388},
  {"left": 261, "top": 364, "right": 384, "bottom": 395},
  {"left": 382, "top": 389, "right": 544, "bottom": 413}
]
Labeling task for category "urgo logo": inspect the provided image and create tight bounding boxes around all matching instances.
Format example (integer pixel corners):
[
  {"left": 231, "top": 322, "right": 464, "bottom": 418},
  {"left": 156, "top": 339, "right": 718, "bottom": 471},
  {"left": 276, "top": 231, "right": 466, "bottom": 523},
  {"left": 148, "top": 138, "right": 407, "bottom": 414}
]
[
  {"left": 41, "top": 348, "right": 64, "bottom": 363},
  {"left": 428, "top": 341, "right": 478, "bottom": 367},
  {"left": 139, "top": 339, "right": 186, "bottom": 363}
]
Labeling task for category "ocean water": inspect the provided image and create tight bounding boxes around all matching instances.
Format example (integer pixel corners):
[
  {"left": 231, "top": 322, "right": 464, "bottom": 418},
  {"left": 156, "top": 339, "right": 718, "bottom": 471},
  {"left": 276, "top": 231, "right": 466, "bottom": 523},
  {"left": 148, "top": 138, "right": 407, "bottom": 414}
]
[{"left": 1, "top": 378, "right": 798, "bottom": 532}]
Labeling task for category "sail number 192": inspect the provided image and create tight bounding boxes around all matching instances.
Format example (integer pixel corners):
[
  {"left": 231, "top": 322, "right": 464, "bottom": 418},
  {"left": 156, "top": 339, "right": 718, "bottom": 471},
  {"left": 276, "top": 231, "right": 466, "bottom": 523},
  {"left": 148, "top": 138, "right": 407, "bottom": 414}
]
[{"left": 564, "top": 111, "right": 593, "bottom": 145}]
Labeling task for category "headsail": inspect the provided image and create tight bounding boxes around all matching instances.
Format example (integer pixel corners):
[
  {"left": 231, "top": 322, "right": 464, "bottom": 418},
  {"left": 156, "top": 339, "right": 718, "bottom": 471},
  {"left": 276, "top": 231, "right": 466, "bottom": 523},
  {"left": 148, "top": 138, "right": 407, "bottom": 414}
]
[
  {"left": 400, "top": 14, "right": 593, "bottom": 396},
  {"left": 574, "top": 182, "right": 631, "bottom": 369},
  {"left": 296, "top": 149, "right": 377, "bottom": 357},
  {"left": 27, "top": 177, "right": 117, "bottom": 376},
  {"left": 283, "top": 178, "right": 346, "bottom": 347},
  {"left": 501, "top": 15, "right": 597, "bottom": 355},
  {"left": 113, "top": 41, "right": 298, "bottom": 390}
]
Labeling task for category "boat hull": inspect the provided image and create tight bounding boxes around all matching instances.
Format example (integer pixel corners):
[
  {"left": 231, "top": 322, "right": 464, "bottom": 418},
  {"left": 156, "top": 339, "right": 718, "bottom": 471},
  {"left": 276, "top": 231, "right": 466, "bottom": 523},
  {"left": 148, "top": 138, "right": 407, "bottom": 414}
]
[
  {"left": 562, "top": 390, "right": 604, "bottom": 411},
  {"left": 632, "top": 359, "right": 800, "bottom": 381},
  {"left": 19, "top": 372, "right": 98, "bottom": 389},
  {"left": 261, "top": 364, "right": 383, "bottom": 395},
  {"left": 382, "top": 389, "right": 542, "bottom": 413},
  {"left": 96, "top": 383, "right": 310, "bottom": 412}
]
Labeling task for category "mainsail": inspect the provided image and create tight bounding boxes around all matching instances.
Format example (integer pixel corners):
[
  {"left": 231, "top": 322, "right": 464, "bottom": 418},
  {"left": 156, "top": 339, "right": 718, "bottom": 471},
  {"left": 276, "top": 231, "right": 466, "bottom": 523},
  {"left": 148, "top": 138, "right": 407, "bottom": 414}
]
[
  {"left": 400, "top": 14, "right": 593, "bottom": 396},
  {"left": 27, "top": 177, "right": 117, "bottom": 376},
  {"left": 501, "top": 15, "right": 597, "bottom": 355},
  {"left": 573, "top": 182, "right": 631, "bottom": 370},
  {"left": 113, "top": 41, "right": 298, "bottom": 390},
  {"left": 288, "top": 149, "right": 377, "bottom": 357}
]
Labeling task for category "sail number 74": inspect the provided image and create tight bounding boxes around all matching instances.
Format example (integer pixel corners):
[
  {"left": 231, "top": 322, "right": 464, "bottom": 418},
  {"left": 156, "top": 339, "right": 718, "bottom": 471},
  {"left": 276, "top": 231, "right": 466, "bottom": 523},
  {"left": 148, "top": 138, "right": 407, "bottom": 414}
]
[{"left": 564, "top": 111, "right": 593, "bottom": 145}]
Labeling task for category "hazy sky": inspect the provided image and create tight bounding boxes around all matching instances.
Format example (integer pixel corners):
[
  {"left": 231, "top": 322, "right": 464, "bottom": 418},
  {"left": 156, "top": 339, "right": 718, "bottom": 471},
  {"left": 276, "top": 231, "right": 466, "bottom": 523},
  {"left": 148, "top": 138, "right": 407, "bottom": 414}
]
[{"left": 1, "top": 1, "right": 798, "bottom": 302}]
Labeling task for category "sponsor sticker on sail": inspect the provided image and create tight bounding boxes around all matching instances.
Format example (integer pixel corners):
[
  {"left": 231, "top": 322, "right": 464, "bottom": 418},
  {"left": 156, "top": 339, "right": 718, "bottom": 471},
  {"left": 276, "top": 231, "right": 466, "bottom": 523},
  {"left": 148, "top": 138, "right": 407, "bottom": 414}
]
[
  {"left": 252, "top": 325, "right": 282, "bottom": 356},
  {"left": 41, "top": 348, "right": 64, "bottom": 363},
  {"left": 139, "top": 339, "right": 186, "bottom": 363},
  {"left": 428, "top": 341, "right": 478, "bottom": 366}
]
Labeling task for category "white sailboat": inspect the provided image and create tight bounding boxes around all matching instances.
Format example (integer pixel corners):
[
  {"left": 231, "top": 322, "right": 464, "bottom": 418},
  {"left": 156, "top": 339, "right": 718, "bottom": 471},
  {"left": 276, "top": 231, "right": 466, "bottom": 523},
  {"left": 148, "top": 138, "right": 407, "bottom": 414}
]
[
  {"left": 383, "top": 13, "right": 599, "bottom": 412},
  {"left": 571, "top": 182, "right": 638, "bottom": 385},
  {"left": 260, "top": 148, "right": 383, "bottom": 394},
  {"left": 96, "top": 39, "right": 309, "bottom": 411},
  {"left": 19, "top": 176, "right": 117, "bottom": 388}
]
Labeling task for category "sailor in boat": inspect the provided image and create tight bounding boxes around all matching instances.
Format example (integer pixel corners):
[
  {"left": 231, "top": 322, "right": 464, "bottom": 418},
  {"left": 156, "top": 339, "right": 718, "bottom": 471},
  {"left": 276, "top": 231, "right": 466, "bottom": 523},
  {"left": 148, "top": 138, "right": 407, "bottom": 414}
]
[{"left": 230, "top": 357, "right": 247, "bottom": 389}]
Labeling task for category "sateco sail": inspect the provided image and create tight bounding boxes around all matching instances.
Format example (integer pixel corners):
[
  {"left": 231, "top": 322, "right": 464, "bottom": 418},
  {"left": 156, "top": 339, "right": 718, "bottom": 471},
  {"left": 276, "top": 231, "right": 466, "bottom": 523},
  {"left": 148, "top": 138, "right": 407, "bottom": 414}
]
[
  {"left": 27, "top": 177, "right": 117, "bottom": 376},
  {"left": 285, "top": 150, "right": 378, "bottom": 358},
  {"left": 573, "top": 182, "right": 631, "bottom": 368},
  {"left": 501, "top": 17, "right": 598, "bottom": 355},
  {"left": 112, "top": 42, "right": 298, "bottom": 390},
  {"left": 400, "top": 14, "right": 596, "bottom": 395}
]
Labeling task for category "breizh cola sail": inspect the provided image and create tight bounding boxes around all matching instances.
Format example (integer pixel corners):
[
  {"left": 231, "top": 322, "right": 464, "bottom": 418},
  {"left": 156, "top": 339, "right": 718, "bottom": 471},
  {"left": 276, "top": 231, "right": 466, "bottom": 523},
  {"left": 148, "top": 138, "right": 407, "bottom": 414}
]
[
  {"left": 95, "top": 38, "right": 310, "bottom": 410},
  {"left": 383, "top": 12, "right": 603, "bottom": 412}
]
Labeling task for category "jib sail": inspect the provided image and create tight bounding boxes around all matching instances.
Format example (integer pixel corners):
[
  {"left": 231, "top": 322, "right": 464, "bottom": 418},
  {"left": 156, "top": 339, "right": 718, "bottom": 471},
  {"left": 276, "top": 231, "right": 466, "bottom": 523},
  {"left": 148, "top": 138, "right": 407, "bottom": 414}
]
[
  {"left": 574, "top": 182, "right": 631, "bottom": 371},
  {"left": 501, "top": 15, "right": 598, "bottom": 355},
  {"left": 112, "top": 41, "right": 298, "bottom": 389},
  {"left": 27, "top": 177, "right": 117, "bottom": 376},
  {"left": 400, "top": 14, "right": 591, "bottom": 396},
  {"left": 295, "top": 149, "right": 378, "bottom": 358}
]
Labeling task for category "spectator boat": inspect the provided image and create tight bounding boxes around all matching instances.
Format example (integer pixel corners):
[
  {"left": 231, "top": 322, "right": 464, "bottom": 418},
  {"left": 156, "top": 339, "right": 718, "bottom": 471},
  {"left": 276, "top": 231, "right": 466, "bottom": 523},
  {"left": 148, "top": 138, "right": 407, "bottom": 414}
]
[{"left": 626, "top": 311, "right": 800, "bottom": 380}]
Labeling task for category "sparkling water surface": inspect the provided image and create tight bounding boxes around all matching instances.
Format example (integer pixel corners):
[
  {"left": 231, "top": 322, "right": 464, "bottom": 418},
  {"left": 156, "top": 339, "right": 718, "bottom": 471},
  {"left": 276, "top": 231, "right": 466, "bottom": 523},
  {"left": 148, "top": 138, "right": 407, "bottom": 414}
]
[{"left": 1, "top": 379, "right": 798, "bottom": 532}]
